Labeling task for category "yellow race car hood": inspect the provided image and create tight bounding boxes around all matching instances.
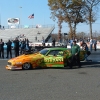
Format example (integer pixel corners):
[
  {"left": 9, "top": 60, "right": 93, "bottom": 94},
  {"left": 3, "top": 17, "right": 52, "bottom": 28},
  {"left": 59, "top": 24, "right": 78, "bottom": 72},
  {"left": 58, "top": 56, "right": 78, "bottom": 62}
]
[{"left": 8, "top": 53, "right": 43, "bottom": 62}]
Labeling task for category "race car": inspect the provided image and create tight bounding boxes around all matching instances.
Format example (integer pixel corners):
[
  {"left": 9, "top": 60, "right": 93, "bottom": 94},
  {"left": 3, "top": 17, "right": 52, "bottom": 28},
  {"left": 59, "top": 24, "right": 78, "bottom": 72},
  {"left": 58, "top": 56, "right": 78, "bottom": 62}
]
[{"left": 6, "top": 47, "right": 86, "bottom": 70}]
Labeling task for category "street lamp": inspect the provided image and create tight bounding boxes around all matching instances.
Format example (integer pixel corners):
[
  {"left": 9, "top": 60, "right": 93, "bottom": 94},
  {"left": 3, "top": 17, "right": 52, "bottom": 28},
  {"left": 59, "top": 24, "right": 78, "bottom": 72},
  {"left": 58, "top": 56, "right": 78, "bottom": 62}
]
[
  {"left": 19, "top": 6, "right": 22, "bottom": 28},
  {"left": 0, "top": 12, "right": 1, "bottom": 25},
  {"left": 0, "top": 7, "right": 1, "bottom": 26}
]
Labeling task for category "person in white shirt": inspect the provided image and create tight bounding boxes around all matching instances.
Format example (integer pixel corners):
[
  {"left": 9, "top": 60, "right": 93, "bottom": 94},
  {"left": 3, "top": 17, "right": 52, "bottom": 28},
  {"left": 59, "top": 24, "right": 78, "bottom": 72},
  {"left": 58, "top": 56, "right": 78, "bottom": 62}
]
[
  {"left": 70, "top": 39, "right": 73, "bottom": 48},
  {"left": 90, "top": 38, "right": 93, "bottom": 52}
]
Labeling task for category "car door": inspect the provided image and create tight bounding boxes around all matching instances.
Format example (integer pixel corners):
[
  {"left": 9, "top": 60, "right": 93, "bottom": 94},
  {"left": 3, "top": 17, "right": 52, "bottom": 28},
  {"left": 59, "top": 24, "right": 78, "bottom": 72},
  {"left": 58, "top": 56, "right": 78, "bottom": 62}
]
[{"left": 44, "top": 50, "right": 64, "bottom": 67}]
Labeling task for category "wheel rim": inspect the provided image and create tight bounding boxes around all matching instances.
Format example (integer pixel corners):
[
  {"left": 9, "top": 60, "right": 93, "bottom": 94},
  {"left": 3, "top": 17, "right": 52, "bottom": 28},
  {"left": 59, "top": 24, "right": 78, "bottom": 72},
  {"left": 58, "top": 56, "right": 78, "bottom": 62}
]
[{"left": 23, "top": 63, "right": 31, "bottom": 70}]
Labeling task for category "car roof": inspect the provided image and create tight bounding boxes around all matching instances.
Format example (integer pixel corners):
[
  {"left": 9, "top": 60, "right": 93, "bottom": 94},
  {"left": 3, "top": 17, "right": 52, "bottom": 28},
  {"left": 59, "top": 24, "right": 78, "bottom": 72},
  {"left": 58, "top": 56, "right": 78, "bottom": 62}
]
[{"left": 44, "top": 47, "right": 68, "bottom": 51}]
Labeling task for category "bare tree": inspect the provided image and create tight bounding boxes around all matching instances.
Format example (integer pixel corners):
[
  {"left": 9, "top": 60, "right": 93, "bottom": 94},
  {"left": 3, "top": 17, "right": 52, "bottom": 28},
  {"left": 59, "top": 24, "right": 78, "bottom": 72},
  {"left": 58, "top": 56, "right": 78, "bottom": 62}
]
[
  {"left": 48, "top": 0, "right": 86, "bottom": 39},
  {"left": 76, "top": 32, "right": 86, "bottom": 39},
  {"left": 84, "top": 0, "right": 100, "bottom": 38}
]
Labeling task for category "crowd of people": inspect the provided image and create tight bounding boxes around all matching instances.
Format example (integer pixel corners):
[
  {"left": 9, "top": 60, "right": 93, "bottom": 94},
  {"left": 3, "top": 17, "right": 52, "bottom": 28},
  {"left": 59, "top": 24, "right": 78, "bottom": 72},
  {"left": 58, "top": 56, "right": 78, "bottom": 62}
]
[
  {"left": 69, "top": 38, "right": 97, "bottom": 52},
  {"left": 67, "top": 40, "right": 90, "bottom": 69},
  {"left": 0, "top": 36, "right": 97, "bottom": 69},
  {"left": 67, "top": 37, "right": 98, "bottom": 68},
  {"left": 0, "top": 38, "right": 30, "bottom": 59},
  {"left": 0, "top": 25, "right": 5, "bottom": 30}
]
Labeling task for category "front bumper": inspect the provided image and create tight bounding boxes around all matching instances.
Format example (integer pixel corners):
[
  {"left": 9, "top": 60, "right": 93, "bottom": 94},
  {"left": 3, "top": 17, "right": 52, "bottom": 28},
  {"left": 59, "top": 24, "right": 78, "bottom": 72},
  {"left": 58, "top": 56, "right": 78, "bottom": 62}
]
[{"left": 6, "top": 65, "right": 22, "bottom": 70}]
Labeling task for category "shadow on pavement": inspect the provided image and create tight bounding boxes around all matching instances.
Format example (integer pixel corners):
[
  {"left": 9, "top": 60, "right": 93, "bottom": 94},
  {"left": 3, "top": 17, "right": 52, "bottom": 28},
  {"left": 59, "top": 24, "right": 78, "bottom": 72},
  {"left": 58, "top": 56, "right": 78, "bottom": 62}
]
[{"left": 81, "top": 61, "right": 100, "bottom": 68}]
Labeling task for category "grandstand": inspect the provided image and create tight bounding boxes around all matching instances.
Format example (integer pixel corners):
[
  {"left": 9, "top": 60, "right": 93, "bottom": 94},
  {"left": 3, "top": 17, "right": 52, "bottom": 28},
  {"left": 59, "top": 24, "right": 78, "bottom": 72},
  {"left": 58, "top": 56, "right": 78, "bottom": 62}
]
[{"left": 0, "top": 25, "right": 55, "bottom": 43}]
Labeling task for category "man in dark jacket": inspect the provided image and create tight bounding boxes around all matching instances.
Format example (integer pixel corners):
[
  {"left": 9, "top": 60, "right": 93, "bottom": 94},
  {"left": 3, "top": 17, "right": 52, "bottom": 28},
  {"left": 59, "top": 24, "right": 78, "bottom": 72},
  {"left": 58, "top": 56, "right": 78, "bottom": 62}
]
[
  {"left": 0, "top": 39, "right": 4, "bottom": 58},
  {"left": 13, "top": 38, "right": 19, "bottom": 57},
  {"left": 6, "top": 40, "right": 12, "bottom": 58},
  {"left": 52, "top": 38, "right": 56, "bottom": 47}
]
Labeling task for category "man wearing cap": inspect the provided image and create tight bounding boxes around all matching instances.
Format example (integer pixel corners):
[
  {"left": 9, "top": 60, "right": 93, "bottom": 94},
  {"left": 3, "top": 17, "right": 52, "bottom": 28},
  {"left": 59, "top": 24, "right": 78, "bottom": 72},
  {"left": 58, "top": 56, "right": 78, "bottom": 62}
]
[{"left": 69, "top": 40, "right": 81, "bottom": 68}]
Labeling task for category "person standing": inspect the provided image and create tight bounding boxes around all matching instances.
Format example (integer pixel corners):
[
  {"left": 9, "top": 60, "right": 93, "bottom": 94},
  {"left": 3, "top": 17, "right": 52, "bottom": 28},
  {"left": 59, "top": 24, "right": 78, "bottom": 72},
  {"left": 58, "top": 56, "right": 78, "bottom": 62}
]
[
  {"left": 93, "top": 38, "right": 97, "bottom": 51},
  {"left": 25, "top": 38, "right": 30, "bottom": 51},
  {"left": 6, "top": 40, "right": 12, "bottom": 58},
  {"left": 0, "top": 25, "right": 1, "bottom": 29},
  {"left": 0, "top": 39, "right": 4, "bottom": 58},
  {"left": 35, "top": 36, "right": 37, "bottom": 41},
  {"left": 70, "top": 38, "right": 73, "bottom": 48},
  {"left": 52, "top": 38, "right": 56, "bottom": 47},
  {"left": 20, "top": 39, "right": 26, "bottom": 54},
  {"left": 80, "top": 40, "right": 88, "bottom": 61},
  {"left": 3, "top": 26, "right": 5, "bottom": 30},
  {"left": 13, "top": 38, "right": 19, "bottom": 57},
  {"left": 69, "top": 40, "right": 81, "bottom": 68},
  {"left": 42, "top": 38, "right": 45, "bottom": 47},
  {"left": 90, "top": 38, "right": 93, "bottom": 52},
  {"left": 64, "top": 39, "right": 68, "bottom": 48}
]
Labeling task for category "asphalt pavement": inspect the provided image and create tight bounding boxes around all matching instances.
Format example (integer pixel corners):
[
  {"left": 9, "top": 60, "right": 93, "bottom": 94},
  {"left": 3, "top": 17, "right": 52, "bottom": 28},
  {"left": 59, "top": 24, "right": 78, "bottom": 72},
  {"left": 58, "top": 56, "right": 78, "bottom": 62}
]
[
  {"left": 0, "top": 60, "right": 100, "bottom": 100},
  {"left": 0, "top": 49, "right": 100, "bottom": 100},
  {"left": 86, "top": 49, "right": 100, "bottom": 62}
]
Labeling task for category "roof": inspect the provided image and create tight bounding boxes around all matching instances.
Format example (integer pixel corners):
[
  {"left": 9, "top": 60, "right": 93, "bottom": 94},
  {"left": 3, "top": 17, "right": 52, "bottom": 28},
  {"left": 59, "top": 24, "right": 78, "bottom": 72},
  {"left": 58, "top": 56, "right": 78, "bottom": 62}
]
[{"left": 44, "top": 47, "right": 68, "bottom": 50}]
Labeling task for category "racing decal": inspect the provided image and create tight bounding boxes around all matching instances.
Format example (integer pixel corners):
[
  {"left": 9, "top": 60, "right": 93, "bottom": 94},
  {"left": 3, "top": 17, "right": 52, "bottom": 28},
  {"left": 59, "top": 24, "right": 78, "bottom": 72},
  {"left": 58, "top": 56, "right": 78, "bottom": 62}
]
[
  {"left": 64, "top": 50, "right": 71, "bottom": 58},
  {"left": 44, "top": 58, "right": 63, "bottom": 63},
  {"left": 31, "top": 58, "right": 43, "bottom": 68},
  {"left": 32, "top": 59, "right": 43, "bottom": 64}
]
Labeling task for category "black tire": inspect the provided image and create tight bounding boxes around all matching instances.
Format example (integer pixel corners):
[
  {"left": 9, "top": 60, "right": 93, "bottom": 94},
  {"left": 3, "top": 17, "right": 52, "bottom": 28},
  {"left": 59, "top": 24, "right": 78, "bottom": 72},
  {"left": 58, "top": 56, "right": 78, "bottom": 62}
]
[{"left": 22, "top": 63, "right": 32, "bottom": 70}]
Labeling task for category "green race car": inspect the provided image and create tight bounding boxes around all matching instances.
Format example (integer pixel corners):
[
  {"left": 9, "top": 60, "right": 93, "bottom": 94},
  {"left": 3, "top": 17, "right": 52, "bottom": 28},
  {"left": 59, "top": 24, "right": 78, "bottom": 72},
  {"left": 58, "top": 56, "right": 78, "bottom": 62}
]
[{"left": 6, "top": 47, "right": 86, "bottom": 70}]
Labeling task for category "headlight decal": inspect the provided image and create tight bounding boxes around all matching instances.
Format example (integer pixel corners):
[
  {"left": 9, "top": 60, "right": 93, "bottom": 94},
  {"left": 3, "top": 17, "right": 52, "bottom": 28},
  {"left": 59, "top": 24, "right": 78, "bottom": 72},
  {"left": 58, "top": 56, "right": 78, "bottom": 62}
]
[
  {"left": 8, "top": 62, "right": 12, "bottom": 65},
  {"left": 16, "top": 62, "right": 22, "bottom": 65}
]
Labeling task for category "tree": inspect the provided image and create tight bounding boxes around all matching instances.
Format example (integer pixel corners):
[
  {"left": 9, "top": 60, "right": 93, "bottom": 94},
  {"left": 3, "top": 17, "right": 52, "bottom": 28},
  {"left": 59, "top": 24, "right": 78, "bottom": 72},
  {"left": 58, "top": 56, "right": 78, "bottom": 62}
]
[
  {"left": 84, "top": 0, "right": 100, "bottom": 38},
  {"left": 48, "top": 0, "right": 85, "bottom": 39},
  {"left": 65, "top": 0, "right": 86, "bottom": 38},
  {"left": 49, "top": 0, "right": 65, "bottom": 42}
]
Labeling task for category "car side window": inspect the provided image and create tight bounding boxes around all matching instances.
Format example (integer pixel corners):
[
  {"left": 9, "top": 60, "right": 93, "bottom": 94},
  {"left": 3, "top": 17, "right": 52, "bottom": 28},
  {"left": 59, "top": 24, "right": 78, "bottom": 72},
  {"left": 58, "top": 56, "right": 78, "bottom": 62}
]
[
  {"left": 57, "top": 51, "right": 64, "bottom": 56},
  {"left": 47, "top": 50, "right": 64, "bottom": 56},
  {"left": 47, "top": 50, "right": 55, "bottom": 56}
]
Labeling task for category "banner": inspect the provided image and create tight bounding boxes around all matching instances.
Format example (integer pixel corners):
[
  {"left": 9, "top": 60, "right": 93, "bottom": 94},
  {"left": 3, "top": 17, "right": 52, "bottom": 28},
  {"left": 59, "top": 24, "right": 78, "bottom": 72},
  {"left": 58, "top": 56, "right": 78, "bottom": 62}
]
[{"left": 7, "top": 18, "right": 20, "bottom": 25}]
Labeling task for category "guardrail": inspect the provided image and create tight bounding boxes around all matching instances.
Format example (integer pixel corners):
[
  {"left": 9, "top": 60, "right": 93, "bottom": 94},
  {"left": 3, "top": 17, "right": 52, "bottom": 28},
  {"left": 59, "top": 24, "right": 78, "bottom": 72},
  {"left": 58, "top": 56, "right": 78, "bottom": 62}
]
[{"left": 0, "top": 24, "right": 55, "bottom": 29}]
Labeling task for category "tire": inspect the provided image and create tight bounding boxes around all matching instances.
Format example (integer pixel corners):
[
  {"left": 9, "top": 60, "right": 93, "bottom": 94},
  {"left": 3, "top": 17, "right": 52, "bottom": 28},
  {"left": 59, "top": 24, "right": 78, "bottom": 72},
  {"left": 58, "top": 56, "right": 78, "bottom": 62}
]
[{"left": 22, "top": 63, "right": 32, "bottom": 70}]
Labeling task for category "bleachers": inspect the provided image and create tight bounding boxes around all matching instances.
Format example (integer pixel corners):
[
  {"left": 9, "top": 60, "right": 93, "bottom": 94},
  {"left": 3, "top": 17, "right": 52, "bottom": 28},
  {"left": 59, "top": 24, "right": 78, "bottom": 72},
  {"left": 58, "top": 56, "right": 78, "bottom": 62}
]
[{"left": 0, "top": 26, "right": 55, "bottom": 43}]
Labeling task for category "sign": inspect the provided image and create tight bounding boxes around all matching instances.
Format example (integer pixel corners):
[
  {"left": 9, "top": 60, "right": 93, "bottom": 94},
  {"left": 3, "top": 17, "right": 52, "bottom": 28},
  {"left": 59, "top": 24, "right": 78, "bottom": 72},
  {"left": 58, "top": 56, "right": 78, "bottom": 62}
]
[{"left": 7, "top": 18, "right": 20, "bottom": 25}]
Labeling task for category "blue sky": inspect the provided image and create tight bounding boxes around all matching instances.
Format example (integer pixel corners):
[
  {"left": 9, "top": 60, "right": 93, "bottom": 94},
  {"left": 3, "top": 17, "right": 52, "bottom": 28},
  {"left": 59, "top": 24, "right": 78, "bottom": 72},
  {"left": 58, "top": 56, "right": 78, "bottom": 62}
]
[{"left": 0, "top": 0, "right": 100, "bottom": 34}]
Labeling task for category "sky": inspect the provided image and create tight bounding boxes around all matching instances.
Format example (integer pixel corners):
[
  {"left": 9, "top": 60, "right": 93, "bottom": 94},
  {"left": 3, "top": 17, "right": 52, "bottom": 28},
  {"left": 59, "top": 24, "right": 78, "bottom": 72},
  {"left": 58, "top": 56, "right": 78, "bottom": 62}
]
[{"left": 0, "top": 0, "right": 100, "bottom": 34}]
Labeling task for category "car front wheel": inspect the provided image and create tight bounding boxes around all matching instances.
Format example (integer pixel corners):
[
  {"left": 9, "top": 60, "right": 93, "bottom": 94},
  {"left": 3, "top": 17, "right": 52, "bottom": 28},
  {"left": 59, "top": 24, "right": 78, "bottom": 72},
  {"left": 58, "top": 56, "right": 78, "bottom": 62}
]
[{"left": 22, "top": 63, "right": 32, "bottom": 70}]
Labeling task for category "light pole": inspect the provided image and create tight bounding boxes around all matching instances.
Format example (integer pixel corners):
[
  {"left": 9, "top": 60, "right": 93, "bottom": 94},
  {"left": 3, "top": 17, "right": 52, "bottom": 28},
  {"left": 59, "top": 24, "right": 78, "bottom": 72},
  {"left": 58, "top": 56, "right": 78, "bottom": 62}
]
[
  {"left": 19, "top": 6, "right": 22, "bottom": 28},
  {"left": 0, "top": 12, "right": 1, "bottom": 25},
  {"left": 0, "top": 7, "right": 1, "bottom": 26}
]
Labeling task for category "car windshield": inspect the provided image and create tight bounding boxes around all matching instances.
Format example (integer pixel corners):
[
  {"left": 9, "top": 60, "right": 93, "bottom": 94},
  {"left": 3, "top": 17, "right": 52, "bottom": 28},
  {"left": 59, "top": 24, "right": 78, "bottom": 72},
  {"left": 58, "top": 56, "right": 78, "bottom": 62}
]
[{"left": 39, "top": 49, "right": 49, "bottom": 55}]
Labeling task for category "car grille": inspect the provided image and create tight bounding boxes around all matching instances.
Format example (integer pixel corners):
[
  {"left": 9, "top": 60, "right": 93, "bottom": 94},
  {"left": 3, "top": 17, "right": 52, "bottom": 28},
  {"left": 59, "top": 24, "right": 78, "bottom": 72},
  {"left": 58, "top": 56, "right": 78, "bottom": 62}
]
[{"left": 8, "top": 62, "right": 12, "bottom": 65}]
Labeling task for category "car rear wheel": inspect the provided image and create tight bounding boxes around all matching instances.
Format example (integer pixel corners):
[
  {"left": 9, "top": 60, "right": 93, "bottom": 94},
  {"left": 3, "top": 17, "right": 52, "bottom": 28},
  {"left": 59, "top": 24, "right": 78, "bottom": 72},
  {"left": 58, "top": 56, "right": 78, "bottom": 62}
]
[{"left": 22, "top": 63, "right": 32, "bottom": 70}]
